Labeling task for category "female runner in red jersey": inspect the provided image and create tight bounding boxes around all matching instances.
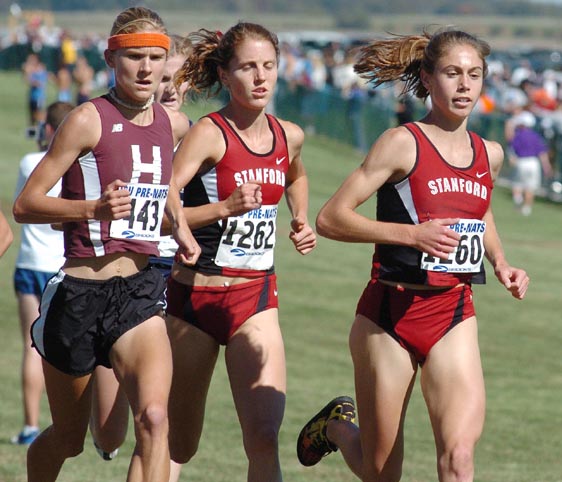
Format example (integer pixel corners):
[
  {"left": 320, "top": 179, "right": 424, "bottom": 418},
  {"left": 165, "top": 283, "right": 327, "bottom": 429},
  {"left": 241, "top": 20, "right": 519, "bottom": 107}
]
[
  {"left": 165, "top": 22, "right": 316, "bottom": 482},
  {"left": 296, "top": 28, "right": 529, "bottom": 482}
]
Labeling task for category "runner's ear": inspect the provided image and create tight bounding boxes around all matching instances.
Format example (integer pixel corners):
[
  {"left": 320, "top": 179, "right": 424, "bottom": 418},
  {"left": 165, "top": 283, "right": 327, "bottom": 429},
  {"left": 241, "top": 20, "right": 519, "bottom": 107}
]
[{"left": 104, "top": 49, "right": 116, "bottom": 69}]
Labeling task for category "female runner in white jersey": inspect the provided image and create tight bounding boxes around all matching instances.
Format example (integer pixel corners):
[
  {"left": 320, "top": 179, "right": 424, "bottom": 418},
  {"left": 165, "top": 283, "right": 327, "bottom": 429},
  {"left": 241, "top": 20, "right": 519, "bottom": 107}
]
[
  {"left": 296, "top": 28, "right": 529, "bottom": 482},
  {"left": 165, "top": 22, "right": 316, "bottom": 482},
  {"left": 13, "top": 7, "right": 199, "bottom": 482}
]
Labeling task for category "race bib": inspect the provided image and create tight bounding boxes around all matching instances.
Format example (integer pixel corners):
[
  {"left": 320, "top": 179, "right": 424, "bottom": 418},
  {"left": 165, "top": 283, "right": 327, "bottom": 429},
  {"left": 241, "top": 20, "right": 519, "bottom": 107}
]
[
  {"left": 214, "top": 205, "right": 278, "bottom": 271},
  {"left": 420, "top": 219, "right": 486, "bottom": 273},
  {"left": 110, "top": 183, "right": 168, "bottom": 240}
]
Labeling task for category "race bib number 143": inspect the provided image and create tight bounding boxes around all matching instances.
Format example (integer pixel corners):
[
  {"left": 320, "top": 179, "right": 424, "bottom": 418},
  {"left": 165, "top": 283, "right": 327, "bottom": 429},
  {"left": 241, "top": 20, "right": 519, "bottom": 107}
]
[
  {"left": 110, "top": 183, "right": 168, "bottom": 240},
  {"left": 420, "top": 219, "right": 486, "bottom": 273}
]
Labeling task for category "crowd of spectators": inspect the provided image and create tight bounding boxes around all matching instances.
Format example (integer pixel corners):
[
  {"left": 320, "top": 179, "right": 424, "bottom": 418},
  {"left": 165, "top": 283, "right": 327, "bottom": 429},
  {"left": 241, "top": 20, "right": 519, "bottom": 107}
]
[
  {"left": 2, "top": 9, "right": 112, "bottom": 120},
  {"left": 275, "top": 32, "right": 562, "bottom": 196},
  {"left": 2, "top": 13, "right": 561, "bottom": 197}
]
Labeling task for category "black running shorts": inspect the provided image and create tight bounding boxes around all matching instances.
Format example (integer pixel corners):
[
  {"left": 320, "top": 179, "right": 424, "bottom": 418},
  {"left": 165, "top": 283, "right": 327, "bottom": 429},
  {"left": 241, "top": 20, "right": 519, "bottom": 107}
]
[{"left": 31, "top": 266, "right": 166, "bottom": 376}]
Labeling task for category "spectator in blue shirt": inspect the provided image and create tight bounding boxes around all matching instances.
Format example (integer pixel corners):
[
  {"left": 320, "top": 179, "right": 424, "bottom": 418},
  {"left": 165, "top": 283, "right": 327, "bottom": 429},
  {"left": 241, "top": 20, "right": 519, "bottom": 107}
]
[{"left": 22, "top": 53, "right": 48, "bottom": 125}]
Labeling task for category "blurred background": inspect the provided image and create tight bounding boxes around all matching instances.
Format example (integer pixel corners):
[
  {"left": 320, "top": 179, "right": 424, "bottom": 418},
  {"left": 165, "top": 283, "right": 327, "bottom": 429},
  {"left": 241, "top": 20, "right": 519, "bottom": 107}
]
[{"left": 2, "top": 0, "right": 562, "bottom": 200}]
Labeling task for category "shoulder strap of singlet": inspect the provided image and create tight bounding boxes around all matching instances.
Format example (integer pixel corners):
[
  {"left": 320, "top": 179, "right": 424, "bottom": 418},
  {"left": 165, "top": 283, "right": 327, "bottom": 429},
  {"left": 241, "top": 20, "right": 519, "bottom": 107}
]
[
  {"left": 206, "top": 111, "right": 228, "bottom": 130},
  {"left": 265, "top": 114, "right": 289, "bottom": 147},
  {"left": 468, "top": 130, "right": 490, "bottom": 170},
  {"left": 205, "top": 112, "right": 230, "bottom": 152},
  {"left": 402, "top": 121, "right": 424, "bottom": 140},
  {"left": 151, "top": 101, "right": 173, "bottom": 134},
  {"left": 468, "top": 130, "right": 485, "bottom": 151},
  {"left": 152, "top": 100, "right": 167, "bottom": 118}
]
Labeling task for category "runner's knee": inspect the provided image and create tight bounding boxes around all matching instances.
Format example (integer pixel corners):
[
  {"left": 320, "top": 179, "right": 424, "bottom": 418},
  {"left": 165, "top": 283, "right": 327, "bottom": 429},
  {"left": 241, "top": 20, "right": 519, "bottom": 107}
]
[
  {"left": 438, "top": 442, "right": 474, "bottom": 481},
  {"left": 49, "top": 426, "right": 86, "bottom": 459},
  {"left": 243, "top": 422, "right": 279, "bottom": 457},
  {"left": 169, "top": 436, "right": 200, "bottom": 464},
  {"left": 135, "top": 401, "right": 168, "bottom": 438}
]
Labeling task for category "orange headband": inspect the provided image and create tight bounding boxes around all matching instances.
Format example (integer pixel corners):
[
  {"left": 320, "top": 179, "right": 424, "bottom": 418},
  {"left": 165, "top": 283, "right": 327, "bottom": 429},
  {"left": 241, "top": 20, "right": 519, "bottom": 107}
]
[{"left": 108, "top": 33, "right": 170, "bottom": 51}]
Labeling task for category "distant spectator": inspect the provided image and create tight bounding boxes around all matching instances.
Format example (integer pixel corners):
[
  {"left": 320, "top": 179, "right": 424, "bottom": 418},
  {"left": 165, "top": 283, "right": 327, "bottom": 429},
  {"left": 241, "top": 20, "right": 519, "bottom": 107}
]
[
  {"left": 10, "top": 101, "right": 72, "bottom": 446},
  {"left": 55, "top": 67, "right": 73, "bottom": 103},
  {"left": 59, "top": 30, "right": 77, "bottom": 72},
  {"left": 0, "top": 207, "right": 13, "bottom": 257},
  {"left": 510, "top": 59, "right": 534, "bottom": 87},
  {"left": 22, "top": 53, "right": 48, "bottom": 125},
  {"left": 507, "top": 110, "right": 553, "bottom": 215},
  {"left": 521, "top": 79, "right": 558, "bottom": 113},
  {"left": 542, "top": 69, "right": 559, "bottom": 101},
  {"left": 307, "top": 49, "right": 328, "bottom": 91},
  {"left": 56, "top": 31, "right": 78, "bottom": 103},
  {"left": 394, "top": 81, "right": 416, "bottom": 125},
  {"left": 278, "top": 42, "right": 307, "bottom": 89},
  {"left": 470, "top": 84, "right": 497, "bottom": 134},
  {"left": 332, "top": 49, "right": 358, "bottom": 93},
  {"left": 73, "top": 56, "right": 94, "bottom": 105},
  {"left": 499, "top": 81, "right": 529, "bottom": 115},
  {"left": 347, "top": 81, "right": 368, "bottom": 152},
  {"left": 476, "top": 85, "right": 496, "bottom": 115}
]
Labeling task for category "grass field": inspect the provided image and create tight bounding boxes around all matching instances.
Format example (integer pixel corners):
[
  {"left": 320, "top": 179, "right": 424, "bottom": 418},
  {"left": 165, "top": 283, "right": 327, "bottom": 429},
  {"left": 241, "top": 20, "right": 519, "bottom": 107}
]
[{"left": 0, "top": 69, "right": 561, "bottom": 481}]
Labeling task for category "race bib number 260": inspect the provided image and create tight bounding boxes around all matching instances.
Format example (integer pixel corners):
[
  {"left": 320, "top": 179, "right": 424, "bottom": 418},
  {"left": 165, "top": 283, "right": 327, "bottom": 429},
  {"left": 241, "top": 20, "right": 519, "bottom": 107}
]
[
  {"left": 420, "top": 219, "right": 486, "bottom": 273},
  {"left": 110, "top": 183, "right": 168, "bottom": 240}
]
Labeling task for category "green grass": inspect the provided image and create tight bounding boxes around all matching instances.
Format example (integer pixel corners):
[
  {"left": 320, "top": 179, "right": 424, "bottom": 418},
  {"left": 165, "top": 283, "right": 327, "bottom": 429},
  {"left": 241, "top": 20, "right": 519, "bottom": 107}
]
[{"left": 1, "top": 69, "right": 562, "bottom": 481}]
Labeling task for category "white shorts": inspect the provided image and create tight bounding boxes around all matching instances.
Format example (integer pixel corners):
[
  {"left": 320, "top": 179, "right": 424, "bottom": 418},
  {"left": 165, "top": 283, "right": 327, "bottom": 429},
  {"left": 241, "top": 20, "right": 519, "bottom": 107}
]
[{"left": 513, "top": 156, "right": 542, "bottom": 191}]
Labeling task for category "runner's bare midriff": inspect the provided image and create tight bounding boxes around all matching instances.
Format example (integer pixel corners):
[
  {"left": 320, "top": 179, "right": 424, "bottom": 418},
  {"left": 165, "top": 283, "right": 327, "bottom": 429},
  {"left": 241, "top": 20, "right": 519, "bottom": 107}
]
[
  {"left": 171, "top": 262, "right": 258, "bottom": 287},
  {"left": 62, "top": 252, "right": 149, "bottom": 279}
]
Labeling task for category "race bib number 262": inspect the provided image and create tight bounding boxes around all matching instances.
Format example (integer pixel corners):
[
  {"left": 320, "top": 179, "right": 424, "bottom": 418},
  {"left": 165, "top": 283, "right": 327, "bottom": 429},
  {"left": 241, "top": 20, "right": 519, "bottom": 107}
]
[
  {"left": 420, "top": 219, "right": 486, "bottom": 273},
  {"left": 214, "top": 205, "right": 278, "bottom": 271}
]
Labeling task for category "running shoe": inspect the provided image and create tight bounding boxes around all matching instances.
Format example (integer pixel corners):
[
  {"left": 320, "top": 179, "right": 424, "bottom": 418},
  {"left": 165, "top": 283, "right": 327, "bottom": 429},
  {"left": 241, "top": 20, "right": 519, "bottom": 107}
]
[
  {"left": 94, "top": 441, "right": 119, "bottom": 461},
  {"left": 10, "top": 426, "right": 39, "bottom": 445},
  {"left": 296, "top": 396, "right": 356, "bottom": 466}
]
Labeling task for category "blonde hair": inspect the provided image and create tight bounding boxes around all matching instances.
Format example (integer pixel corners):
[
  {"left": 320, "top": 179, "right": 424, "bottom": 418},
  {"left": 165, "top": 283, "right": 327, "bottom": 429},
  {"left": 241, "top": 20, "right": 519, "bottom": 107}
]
[
  {"left": 110, "top": 7, "right": 167, "bottom": 36},
  {"left": 354, "top": 28, "right": 490, "bottom": 99},
  {"left": 175, "top": 22, "right": 279, "bottom": 97},
  {"left": 169, "top": 34, "right": 192, "bottom": 58}
]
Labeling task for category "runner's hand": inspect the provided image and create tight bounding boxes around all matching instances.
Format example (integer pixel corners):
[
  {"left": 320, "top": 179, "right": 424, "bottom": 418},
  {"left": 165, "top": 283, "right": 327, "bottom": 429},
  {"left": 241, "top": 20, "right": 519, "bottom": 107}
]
[
  {"left": 290, "top": 216, "right": 317, "bottom": 255},
  {"left": 94, "top": 179, "right": 131, "bottom": 221},
  {"left": 414, "top": 218, "right": 461, "bottom": 260},
  {"left": 224, "top": 182, "right": 262, "bottom": 217},
  {"left": 494, "top": 263, "right": 530, "bottom": 300},
  {"left": 174, "top": 224, "right": 201, "bottom": 266}
]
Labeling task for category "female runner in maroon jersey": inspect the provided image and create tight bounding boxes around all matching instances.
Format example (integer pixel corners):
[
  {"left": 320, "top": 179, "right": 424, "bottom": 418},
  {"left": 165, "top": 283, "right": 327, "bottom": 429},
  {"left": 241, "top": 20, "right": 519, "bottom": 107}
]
[
  {"left": 88, "top": 32, "right": 194, "bottom": 465},
  {"left": 296, "top": 29, "right": 529, "bottom": 482},
  {"left": 13, "top": 7, "right": 199, "bottom": 482},
  {"left": 165, "top": 22, "right": 316, "bottom": 482}
]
